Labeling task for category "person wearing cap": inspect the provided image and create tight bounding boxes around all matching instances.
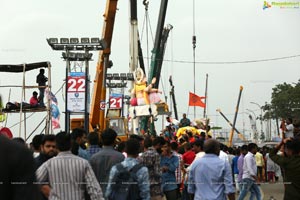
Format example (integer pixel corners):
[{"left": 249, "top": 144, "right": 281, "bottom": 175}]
[{"left": 90, "top": 128, "right": 125, "bottom": 196}]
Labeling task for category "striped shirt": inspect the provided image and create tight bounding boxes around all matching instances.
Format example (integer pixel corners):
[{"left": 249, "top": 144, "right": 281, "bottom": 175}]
[{"left": 36, "top": 151, "right": 104, "bottom": 200}]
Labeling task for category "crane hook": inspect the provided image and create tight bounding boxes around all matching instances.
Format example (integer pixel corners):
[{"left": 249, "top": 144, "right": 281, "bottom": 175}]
[{"left": 143, "top": 0, "right": 149, "bottom": 10}]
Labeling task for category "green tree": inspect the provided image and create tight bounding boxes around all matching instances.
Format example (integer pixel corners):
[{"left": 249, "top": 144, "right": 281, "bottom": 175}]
[{"left": 262, "top": 80, "right": 300, "bottom": 120}]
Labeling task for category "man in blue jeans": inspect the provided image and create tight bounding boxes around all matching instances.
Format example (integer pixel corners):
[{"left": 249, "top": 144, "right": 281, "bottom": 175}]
[{"left": 238, "top": 143, "right": 261, "bottom": 200}]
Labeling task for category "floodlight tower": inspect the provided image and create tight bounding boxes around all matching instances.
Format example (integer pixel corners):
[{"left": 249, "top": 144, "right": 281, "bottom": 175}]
[{"left": 47, "top": 37, "right": 105, "bottom": 133}]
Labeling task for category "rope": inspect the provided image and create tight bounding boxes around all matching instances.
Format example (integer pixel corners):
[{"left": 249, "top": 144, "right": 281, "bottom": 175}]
[
  {"left": 141, "top": 0, "right": 155, "bottom": 74},
  {"left": 8, "top": 112, "right": 35, "bottom": 129},
  {"left": 25, "top": 116, "right": 46, "bottom": 142}
]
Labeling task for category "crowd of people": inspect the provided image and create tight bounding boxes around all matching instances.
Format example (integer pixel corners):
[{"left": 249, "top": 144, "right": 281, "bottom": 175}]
[{"left": 0, "top": 116, "right": 300, "bottom": 200}]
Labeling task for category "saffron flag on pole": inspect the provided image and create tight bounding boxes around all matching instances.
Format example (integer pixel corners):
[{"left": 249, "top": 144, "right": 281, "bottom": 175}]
[{"left": 188, "top": 92, "right": 206, "bottom": 107}]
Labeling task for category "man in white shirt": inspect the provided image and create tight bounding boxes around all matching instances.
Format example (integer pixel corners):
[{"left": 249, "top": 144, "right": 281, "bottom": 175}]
[
  {"left": 238, "top": 143, "right": 261, "bottom": 200},
  {"left": 284, "top": 118, "right": 294, "bottom": 138},
  {"left": 219, "top": 143, "right": 229, "bottom": 163}
]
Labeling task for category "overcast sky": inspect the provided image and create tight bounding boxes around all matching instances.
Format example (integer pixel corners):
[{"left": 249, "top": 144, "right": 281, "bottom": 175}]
[{"left": 0, "top": 0, "right": 299, "bottom": 140}]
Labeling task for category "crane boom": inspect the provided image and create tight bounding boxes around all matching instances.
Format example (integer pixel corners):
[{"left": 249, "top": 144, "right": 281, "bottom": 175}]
[
  {"left": 141, "top": 0, "right": 171, "bottom": 135},
  {"left": 169, "top": 75, "right": 178, "bottom": 120},
  {"left": 147, "top": 0, "right": 169, "bottom": 86},
  {"left": 216, "top": 108, "right": 246, "bottom": 145},
  {"left": 228, "top": 86, "right": 243, "bottom": 146},
  {"left": 90, "top": 0, "right": 118, "bottom": 130}
]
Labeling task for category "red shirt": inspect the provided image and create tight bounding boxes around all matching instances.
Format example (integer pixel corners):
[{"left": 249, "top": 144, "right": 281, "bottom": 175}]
[
  {"left": 182, "top": 150, "right": 196, "bottom": 165},
  {"left": 189, "top": 137, "right": 196, "bottom": 144},
  {"left": 30, "top": 96, "right": 38, "bottom": 105}
]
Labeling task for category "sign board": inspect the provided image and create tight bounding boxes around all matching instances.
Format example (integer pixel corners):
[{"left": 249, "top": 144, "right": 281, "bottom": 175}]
[
  {"left": 67, "top": 72, "right": 85, "bottom": 112},
  {"left": 109, "top": 96, "right": 122, "bottom": 109},
  {"left": 100, "top": 101, "right": 106, "bottom": 111},
  {"left": 109, "top": 93, "right": 123, "bottom": 110}
]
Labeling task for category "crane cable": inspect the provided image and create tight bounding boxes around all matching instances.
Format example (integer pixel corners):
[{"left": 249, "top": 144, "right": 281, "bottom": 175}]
[
  {"left": 140, "top": 0, "right": 168, "bottom": 98},
  {"left": 141, "top": 0, "right": 154, "bottom": 74}
]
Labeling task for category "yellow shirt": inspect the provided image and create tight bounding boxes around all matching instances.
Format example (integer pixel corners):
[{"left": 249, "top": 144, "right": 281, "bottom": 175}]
[{"left": 255, "top": 152, "right": 264, "bottom": 167}]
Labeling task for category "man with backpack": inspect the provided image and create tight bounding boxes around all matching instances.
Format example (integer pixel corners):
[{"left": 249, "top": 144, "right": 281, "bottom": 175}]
[{"left": 105, "top": 138, "right": 150, "bottom": 200}]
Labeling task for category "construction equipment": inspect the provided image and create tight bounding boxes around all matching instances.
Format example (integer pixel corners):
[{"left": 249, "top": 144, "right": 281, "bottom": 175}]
[
  {"left": 228, "top": 86, "right": 243, "bottom": 146},
  {"left": 169, "top": 75, "right": 178, "bottom": 120},
  {"left": 71, "top": 0, "right": 131, "bottom": 141},
  {"left": 216, "top": 108, "right": 246, "bottom": 146},
  {"left": 129, "top": 0, "right": 172, "bottom": 135},
  {"left": 71, "top": 0, "right": 172, "bottom": 139}
]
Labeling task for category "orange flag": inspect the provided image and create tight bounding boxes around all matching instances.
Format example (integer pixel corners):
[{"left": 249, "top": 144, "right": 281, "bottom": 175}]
[{"left": 189, "top": 92, "right": 206, "bottom": 107}]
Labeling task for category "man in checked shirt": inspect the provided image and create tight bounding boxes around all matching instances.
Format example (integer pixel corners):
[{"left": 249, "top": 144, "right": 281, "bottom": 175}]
[{"left": 36, "top": 131, "right": 104, "bottom": 200}]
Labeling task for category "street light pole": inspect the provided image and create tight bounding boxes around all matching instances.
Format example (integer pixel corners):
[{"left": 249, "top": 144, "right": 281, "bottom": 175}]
[
  {"left": 246, "top": 109, "right": 257, "bottom": 120},
  {"left": 250, "top": 101, "right": 264, "bottom": 141},
  {"left": 246, "top": 109, "right": 258, "bottom": 142}
]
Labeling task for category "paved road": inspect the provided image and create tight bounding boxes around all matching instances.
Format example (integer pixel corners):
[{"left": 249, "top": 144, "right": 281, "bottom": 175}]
[
  {"left": 236, "top": 180, "right": 285, "bottom": 200},
  {"left": 260, "top": 181, "right": 284, "bottom": 200}
]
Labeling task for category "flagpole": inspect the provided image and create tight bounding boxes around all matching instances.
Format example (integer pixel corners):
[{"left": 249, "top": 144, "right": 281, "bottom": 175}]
[{"left": 203, "top": 74, "right": 208, "bottom": 118}]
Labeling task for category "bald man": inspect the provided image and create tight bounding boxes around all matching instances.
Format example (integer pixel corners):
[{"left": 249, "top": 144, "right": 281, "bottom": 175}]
[{"left": 188, "top": 139, "right": 235, "bottom": 200}]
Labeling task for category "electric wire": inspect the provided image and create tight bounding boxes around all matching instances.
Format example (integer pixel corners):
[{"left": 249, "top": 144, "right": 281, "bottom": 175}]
[
  {"left": 141, "top": 1, "right": 155, "bottom": 74},
  {"left": 161, "top": 54, "right": 300, "bottom": 65}
]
